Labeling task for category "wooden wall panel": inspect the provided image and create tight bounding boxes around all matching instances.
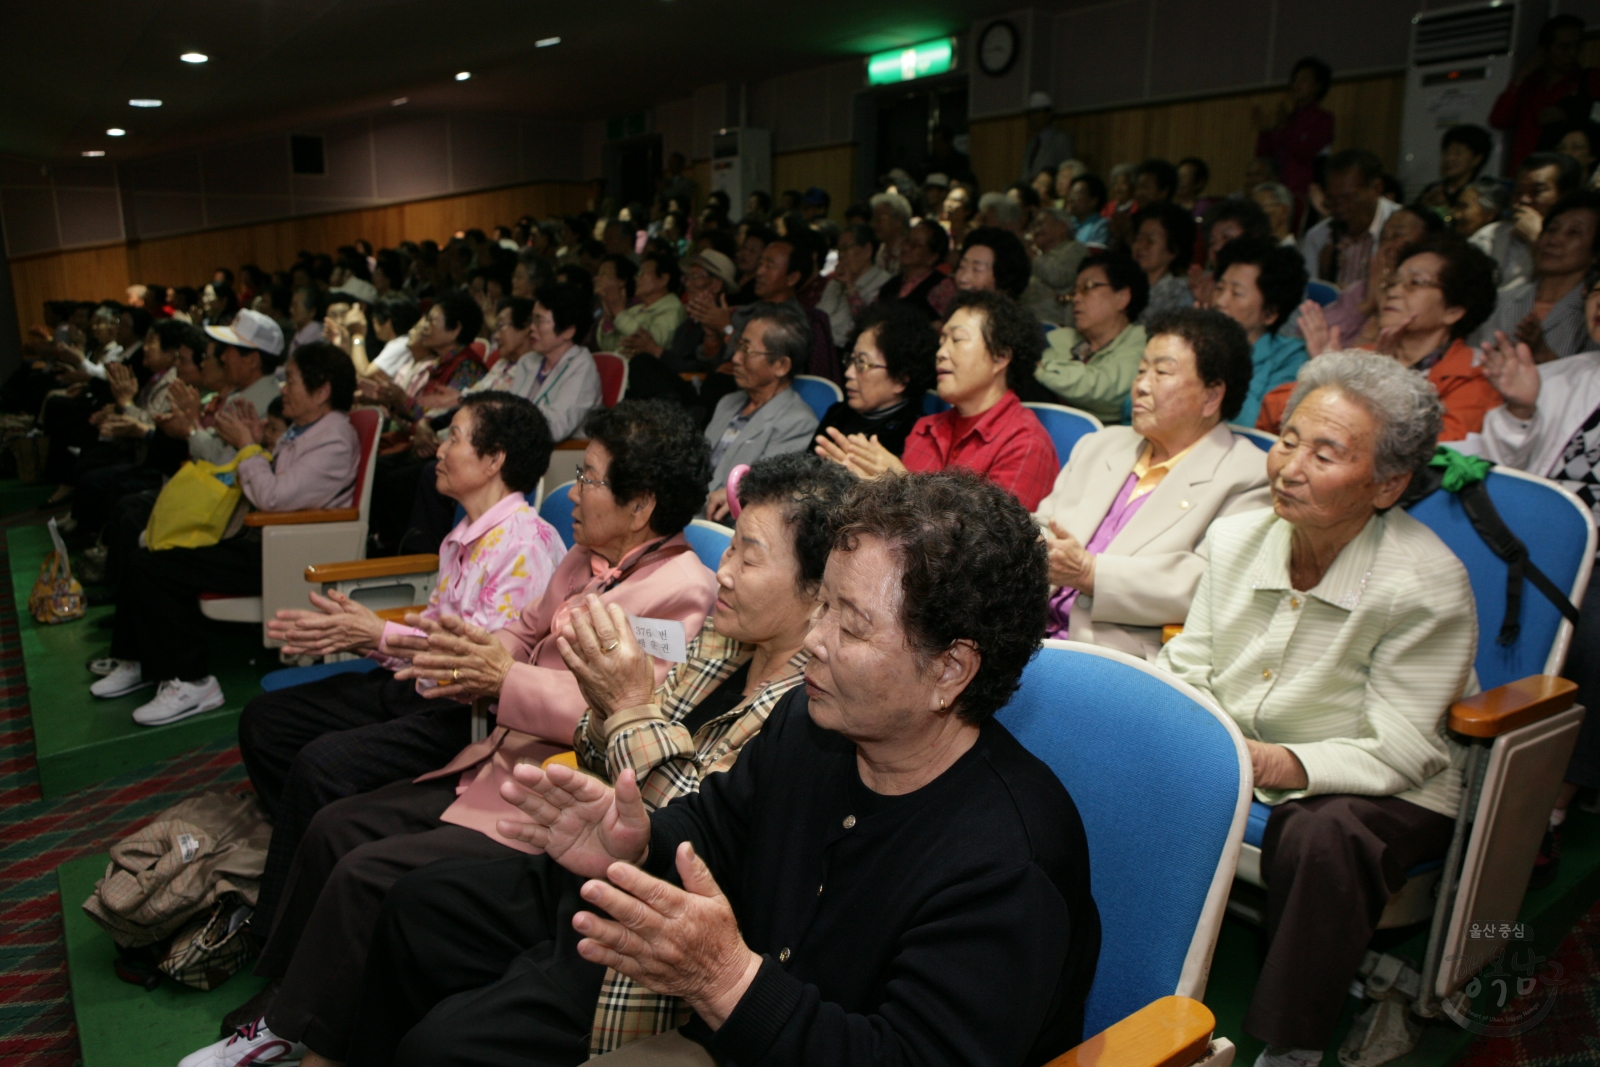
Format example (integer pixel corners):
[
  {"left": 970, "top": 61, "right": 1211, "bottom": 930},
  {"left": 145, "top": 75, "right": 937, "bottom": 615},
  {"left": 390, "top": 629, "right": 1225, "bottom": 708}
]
[
  {"left": 8, "top": 181, "right": 593, "bottom": 341},
  {"left": 10, "top": 244, "right": 132, "bottom": 338},
  {"left": 968, "top": 73, "right": 1405, "bottom": 201},
  {"left": 772, "top": 144, "right": 855, "bottom": 221}
]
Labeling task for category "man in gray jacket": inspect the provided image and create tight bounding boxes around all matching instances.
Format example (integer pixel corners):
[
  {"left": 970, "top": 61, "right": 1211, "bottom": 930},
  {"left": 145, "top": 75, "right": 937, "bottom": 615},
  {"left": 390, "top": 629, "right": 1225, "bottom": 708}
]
[{"left": 703, "top": 303, "right": 820, "bottom": 519}]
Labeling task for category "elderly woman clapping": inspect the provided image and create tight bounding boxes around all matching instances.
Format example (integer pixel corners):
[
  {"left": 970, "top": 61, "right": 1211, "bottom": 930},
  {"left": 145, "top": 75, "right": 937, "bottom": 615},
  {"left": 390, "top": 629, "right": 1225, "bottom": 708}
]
[
  {"left": 322, "top": 454, "right": 860, "bottom": 1063},
  {"left": 1159, "top": 351, "right": 1477, "bottom": 1066},
  {"left": 433, "top": 471, "right": 1101, "bottom": 1067},
  {"left": 1036, "top": 309, "right": 1269, "bottom": 660},
  {"left": 180, "top": 454, "right": 851, "bottom": 1067}
]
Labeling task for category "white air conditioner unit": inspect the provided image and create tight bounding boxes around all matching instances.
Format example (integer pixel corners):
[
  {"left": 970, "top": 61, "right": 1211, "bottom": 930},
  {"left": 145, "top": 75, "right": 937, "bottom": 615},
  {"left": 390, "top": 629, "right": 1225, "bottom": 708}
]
[
  {"left": 710, "top": 127, "right": 771, "bottom": 220},
  {"left": 1398, "top": 1, "right": 1536, "bottom": 196}
]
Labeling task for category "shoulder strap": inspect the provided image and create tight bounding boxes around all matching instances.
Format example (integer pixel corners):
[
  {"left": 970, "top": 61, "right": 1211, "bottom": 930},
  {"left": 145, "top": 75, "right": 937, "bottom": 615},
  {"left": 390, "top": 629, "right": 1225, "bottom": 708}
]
[{"left": 1456, "top": 480, "right": 1581, "bottom": 645}]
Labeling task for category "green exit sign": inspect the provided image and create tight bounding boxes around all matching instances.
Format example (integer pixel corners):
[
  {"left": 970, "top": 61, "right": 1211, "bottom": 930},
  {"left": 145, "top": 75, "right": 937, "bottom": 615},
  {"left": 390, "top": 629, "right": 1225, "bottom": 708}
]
[{"left": 866, "top": 38, "right": 955, "bottom": 85}]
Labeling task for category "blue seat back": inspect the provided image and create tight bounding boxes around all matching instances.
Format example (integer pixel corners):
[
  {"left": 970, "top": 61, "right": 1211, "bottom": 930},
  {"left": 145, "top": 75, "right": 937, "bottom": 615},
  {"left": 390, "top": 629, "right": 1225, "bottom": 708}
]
[
  {"left": 1306, "top": 281, "right": 1338, "bottom": 306},
  {"left": 922, "top": 390, "right": 950, "bottom": 416},
  {"left": 1230, "top": 426, "right": 1277, "bottom": 453},
  {"left": 791, "top": 376, "right": 843, "bottom": 422},
  {"left": 1023, "top": 403, "right": 1103, "bottom": 465},
  {"left": 540, "top": 480, "right": 578, "bottom": 549},
  {"left": 260, "top": 658, "right": 379, "bottom": 693},
  {"left": 684, "top": 520, "right": 732, "bottom": 572},
  {"left": 1404, "top": 469, "right": 1593, "bottom": 690},
  {"left": 997, "top": 643, "right": 1247, "bottom": 1037}
]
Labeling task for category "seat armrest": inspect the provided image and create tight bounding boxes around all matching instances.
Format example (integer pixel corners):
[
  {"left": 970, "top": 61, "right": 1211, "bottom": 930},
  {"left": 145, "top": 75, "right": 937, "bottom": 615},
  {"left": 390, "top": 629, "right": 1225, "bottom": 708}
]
[
  {"left": 376, "top": 605, "right": 426, "bottom": 623},
  {"left": 1045, "top": 996, "right": 1215, "bottom": 1067},
  {"left": 246, "top": 507, "right": 360, "bottom": 527},
  {"left": 305, "top": 555, "right": 441, "bottom": 584},
  {"left": 1162, "top": 625, "right": 1184, "bottom": 645},
  {"left": 1449, "top": 675, "right": 1578, "bottom": 739}
]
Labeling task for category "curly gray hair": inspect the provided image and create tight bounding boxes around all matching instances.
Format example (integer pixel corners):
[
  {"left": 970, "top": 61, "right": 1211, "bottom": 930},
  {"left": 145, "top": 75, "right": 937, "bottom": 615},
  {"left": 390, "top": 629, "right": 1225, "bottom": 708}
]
[{"left": 1282, "top": 350, "right": 1443, "bottom": 481}]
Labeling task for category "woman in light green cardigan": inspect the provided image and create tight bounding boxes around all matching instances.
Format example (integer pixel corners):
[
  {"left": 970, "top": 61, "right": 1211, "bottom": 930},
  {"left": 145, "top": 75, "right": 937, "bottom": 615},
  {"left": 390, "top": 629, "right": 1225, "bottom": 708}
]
[{"left": 1158, "top": 351, "right": 1477, "bottom": 1067}]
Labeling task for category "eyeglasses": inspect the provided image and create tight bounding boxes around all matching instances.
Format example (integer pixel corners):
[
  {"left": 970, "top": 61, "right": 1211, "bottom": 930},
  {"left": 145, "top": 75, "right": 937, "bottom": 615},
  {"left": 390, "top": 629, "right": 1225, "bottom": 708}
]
[
  {"left": 1382, "top": 273, "right": 1442, "bottom": 293},
  {"left": 1072, "top": 280, "right": 1110, "bottom": 298},
  {"left": 845, "top": 354, "right": 889, "bottom": 375},
  {"left": 735, "top": 339, "right": 777, "bottom": 360},
  {"left": 574, "top": 464, "right": 610, "bottom": 491}
]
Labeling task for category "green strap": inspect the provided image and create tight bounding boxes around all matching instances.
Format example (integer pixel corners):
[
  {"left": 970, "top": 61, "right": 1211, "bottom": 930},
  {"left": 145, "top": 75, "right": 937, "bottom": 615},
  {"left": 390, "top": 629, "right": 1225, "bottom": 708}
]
[{"left": 1428, "top": 446, "right": 1491, "bottom": 493}]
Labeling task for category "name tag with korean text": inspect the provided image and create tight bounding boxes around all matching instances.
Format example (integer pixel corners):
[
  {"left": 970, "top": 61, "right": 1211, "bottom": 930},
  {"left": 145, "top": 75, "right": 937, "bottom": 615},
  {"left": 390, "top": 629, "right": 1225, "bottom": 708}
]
[{"left": 627, "top": 614, "right": 688, "bottom": 662}]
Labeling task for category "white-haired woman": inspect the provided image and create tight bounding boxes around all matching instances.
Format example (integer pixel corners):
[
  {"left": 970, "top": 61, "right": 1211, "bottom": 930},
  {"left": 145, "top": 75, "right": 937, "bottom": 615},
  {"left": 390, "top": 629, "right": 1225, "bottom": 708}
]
[{"left": 1159, "top": 351, "right": 1477, "bottom": 1067}]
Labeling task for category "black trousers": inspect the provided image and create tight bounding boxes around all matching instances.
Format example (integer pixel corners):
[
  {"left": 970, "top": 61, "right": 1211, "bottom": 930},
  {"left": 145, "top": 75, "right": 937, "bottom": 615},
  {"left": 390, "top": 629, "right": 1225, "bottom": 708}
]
[
  {"left": 259, "top": 778, "right": 509, "bottom": 1060},
  {"left": 71, "top": 458, "right": 162, "bottom": 536},
  {"left": 1244, "top": 794, "right": 1454, "bottom": 1050},
  {"left": 238, "top": 670, "right": 472, "bottom": 940},
  {"left": 348, "top": 851, "right": 604, "bottom": 1067},
  {"left": 1560, "top": 570, "right": 1600, "bottom": 790},
  {"left": 104, "top": 488, "right": 160, "bottom": 590},
  {"left": 40, "top": 390, "right": 103, "bottom": 484},
  {"left": 109, "top": 534, "right": 262, "bottom": 681}
]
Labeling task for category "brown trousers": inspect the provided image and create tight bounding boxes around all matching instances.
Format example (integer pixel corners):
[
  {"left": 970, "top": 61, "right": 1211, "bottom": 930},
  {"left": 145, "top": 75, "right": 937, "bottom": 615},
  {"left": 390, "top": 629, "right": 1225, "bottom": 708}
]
[{"left": 1244, "top": 793, "right": 1454, "bottom": 1050}]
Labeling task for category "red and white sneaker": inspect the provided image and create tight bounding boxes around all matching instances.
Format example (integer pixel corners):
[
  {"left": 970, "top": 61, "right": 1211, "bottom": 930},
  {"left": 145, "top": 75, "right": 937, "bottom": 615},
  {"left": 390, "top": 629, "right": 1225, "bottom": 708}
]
[{"left": 177, "top": 1016, "right": 305, "bottom": 1067}]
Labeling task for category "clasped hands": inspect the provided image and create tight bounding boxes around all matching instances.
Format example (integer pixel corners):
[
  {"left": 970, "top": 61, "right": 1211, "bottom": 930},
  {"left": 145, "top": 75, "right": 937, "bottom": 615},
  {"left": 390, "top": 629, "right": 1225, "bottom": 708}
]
[
  {"left": 813, "top": 426, "right": 906, "bottom": 480},
  {"left": 1245, "top": 738, "right": 1309, "bottom": 790},
  {"left": 497, "top": 762, "right": 761, "bottom": 1029},
  {"left": 214, "top": 397, "right": 266, "bottom": 449},
  {"left": 267, "top": 589, "right": 387, "bottom": 657},
  {"left": 554, "top": 594, "right": 657, "bottom": 726}
]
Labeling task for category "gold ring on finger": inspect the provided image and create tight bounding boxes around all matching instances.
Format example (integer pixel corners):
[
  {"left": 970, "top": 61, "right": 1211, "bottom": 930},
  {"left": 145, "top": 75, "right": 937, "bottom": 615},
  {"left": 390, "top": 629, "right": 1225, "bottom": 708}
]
[
  {"left": 602, "top": 639, "right": 620, "bottom": 653},
  {"left": 452, "top": 667, "right": 460, "bottom": 682}
]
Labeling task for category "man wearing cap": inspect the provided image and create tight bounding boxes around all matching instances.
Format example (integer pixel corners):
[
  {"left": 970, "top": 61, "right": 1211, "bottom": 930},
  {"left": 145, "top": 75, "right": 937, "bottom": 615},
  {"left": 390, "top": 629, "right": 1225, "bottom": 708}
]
[
  {"left": 1019, "top": 92, "right": 1075, "bottom": 185},
  {"left": 189, "top": 308, "right": 285, "bottom": 465},
  {"left": 1026, "top": 206, "right": 1089, "bottom": 328},
  {"left": 800, "top": 187, "right": 831, "bottom": 221}
]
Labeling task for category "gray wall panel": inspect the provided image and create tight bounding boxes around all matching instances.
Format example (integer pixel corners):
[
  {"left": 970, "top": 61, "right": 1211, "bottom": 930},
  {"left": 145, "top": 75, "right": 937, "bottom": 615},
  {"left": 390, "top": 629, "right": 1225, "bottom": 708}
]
[
  {"left": 1268, "top": 0, "right": 1414, "bottom": 80},
  {"left": 372, "top": 114, "right": 451, "bottom": 201},
  {"left": 1149, "top": 0, "right": 1274, "bottom": 97},
  {"left": 53, "top": 188, "right": 123, "bottom": 246},
  {"left": 451, "top": 114, "right": 519, "bottom": 191},
  {"left": 1052, "top": 1, "right": 1150, "bottom": 111},
  {"left": 201, "top": 137, "right": 292, "bottom": 198},
  {"left": 128, "top": 192, "right": 205, "bottom": 238},
  {"left": 1, "top": 188, "right": 61, "bottom": 256}
]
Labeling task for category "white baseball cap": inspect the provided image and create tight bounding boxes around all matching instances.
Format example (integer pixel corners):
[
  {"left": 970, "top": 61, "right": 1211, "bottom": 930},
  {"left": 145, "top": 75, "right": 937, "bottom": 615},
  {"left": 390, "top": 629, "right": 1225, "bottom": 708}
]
[
  {"left": 329, "top": 278, "right": 378, "bottom": 304},
  {"left": 204, "top": 308, "right": 284, "bottom": 357}
]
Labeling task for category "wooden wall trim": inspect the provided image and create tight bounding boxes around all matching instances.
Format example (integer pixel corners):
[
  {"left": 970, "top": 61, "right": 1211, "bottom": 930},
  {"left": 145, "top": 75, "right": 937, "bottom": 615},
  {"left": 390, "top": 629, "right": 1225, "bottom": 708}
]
[{"left": 9, "top": 179, "right": 593, "bottom": 345}]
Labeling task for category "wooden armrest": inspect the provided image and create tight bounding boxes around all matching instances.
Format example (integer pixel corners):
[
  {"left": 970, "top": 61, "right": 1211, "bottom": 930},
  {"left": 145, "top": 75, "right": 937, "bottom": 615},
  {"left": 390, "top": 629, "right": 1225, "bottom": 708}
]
[
  {"left": 375, "top": 606, "right": 426, "bottom": 623},
  {"left": 1162, "top": 625, "right": 1184, "bottom": 645},
  {"left": 542, "top": 750, "right": 580, "bottom": 771},
  {"left": 246, "top": 507, "right": 360, "bottom": 527},
  {"left": 1046, "top": 996, "right": 1215, "bottom": 1067},
  {"left": 1449, "top": 675, "right": 1578, "bottom": 739},
  {"left": 554, "top": 437, "right": 588, "bottom": 450},
  {"left": 680, "top": 371, "right": 706, "bottom": 382},
  {"left": 305, "top": 555, "right": 440, "bottom": 583}
]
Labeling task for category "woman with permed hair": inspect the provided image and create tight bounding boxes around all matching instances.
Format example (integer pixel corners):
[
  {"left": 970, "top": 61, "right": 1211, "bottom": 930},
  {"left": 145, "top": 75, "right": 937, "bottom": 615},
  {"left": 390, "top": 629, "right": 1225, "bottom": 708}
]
[{"left": 816, "top": 289, "right": 1059, "bottom": 510}]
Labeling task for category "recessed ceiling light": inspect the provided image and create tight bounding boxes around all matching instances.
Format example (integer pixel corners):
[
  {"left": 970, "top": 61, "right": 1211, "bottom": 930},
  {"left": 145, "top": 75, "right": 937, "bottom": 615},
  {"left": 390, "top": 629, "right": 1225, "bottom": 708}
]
[
  {"left": 455, "top": 71, "right": 471, "bottom": 81},
  {"left": 180, "top": 52, "right": 208, "bottom": 64},
  {"left": 129, "top": 98, "right": 162, "bottom": 108},
  {"left": 536, "top": 37, "right": 560, "bottom": 47},
  {"left": 106, "top": 128, "right": 126, "bottom": 137},
  {"left": 82, "top": 150, "right": 106, "bottom": 157},
  {"left": 392, "top": 96, "right": 408, "bottom": 106}
]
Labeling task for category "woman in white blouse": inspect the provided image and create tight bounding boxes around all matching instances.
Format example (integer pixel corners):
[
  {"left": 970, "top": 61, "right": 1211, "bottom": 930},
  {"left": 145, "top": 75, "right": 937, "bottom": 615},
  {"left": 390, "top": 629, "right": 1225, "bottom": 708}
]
[
  {"left": 1478, "top": 303, "right": 1600, "bottom": 887},
  {"left": 1159, "top": 351, "right": 1477, "bottom": 1067}
]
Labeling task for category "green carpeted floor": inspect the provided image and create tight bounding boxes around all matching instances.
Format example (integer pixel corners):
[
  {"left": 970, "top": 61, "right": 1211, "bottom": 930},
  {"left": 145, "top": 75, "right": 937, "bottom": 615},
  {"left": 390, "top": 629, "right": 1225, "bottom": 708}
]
[
  {"left": 56, "top": 855, "right": 268, "bottom": 1067},
  {"left": 0, "top": 480, "right": 53, "bottom": 517},
  {"left": 8, "top": 524, "right": 276, "bottom": 797},
  {"left": 1202, "top": 803, "right": 1600, "bottom": 1066}
]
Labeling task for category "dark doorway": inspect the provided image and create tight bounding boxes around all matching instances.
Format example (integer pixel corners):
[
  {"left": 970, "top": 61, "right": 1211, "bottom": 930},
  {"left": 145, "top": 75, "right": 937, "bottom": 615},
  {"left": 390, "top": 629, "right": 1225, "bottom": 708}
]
[
  {"left": 874, "top": 83, "right": 968, "bottom": 184},
  {"left": 602, "top": 134, "right": 662, "bottom": 214}
]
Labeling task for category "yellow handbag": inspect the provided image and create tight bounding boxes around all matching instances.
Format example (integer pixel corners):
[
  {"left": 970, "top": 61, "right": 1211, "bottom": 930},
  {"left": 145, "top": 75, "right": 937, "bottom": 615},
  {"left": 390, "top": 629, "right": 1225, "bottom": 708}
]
[{"left": 145, "top": 444, "right": 271, "bottom": 552}]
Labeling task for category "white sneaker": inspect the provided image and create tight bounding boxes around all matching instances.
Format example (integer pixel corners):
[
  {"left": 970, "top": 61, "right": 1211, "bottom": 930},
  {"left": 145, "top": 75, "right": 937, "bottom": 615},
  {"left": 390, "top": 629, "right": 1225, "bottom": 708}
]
[
  {"left": 90, "top": 660, "right": 148, "bottom": 698},
  {"left": 132, "top": 677, "right": 225, "bottom": 726},
  {"left": 87, "top": 656, "right": 120, "bottom": 676},
  {"left": 177, "top": 1017, "right": 305, "bottom": 1067}
]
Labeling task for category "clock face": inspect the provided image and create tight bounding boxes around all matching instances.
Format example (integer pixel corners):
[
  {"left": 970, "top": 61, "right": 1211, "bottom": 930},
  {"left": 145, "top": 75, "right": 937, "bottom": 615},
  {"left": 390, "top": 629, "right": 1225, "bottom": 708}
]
[{"left": 980, "top": 20, "right": 1017, "bottom": 76}]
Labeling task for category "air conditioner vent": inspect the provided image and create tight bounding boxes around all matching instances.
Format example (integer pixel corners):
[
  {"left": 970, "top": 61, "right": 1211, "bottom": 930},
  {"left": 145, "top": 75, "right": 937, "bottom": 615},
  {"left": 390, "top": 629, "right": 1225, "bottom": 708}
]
[{"left": 1413, "top": 5, "right": 1516, "bottom": 66}]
